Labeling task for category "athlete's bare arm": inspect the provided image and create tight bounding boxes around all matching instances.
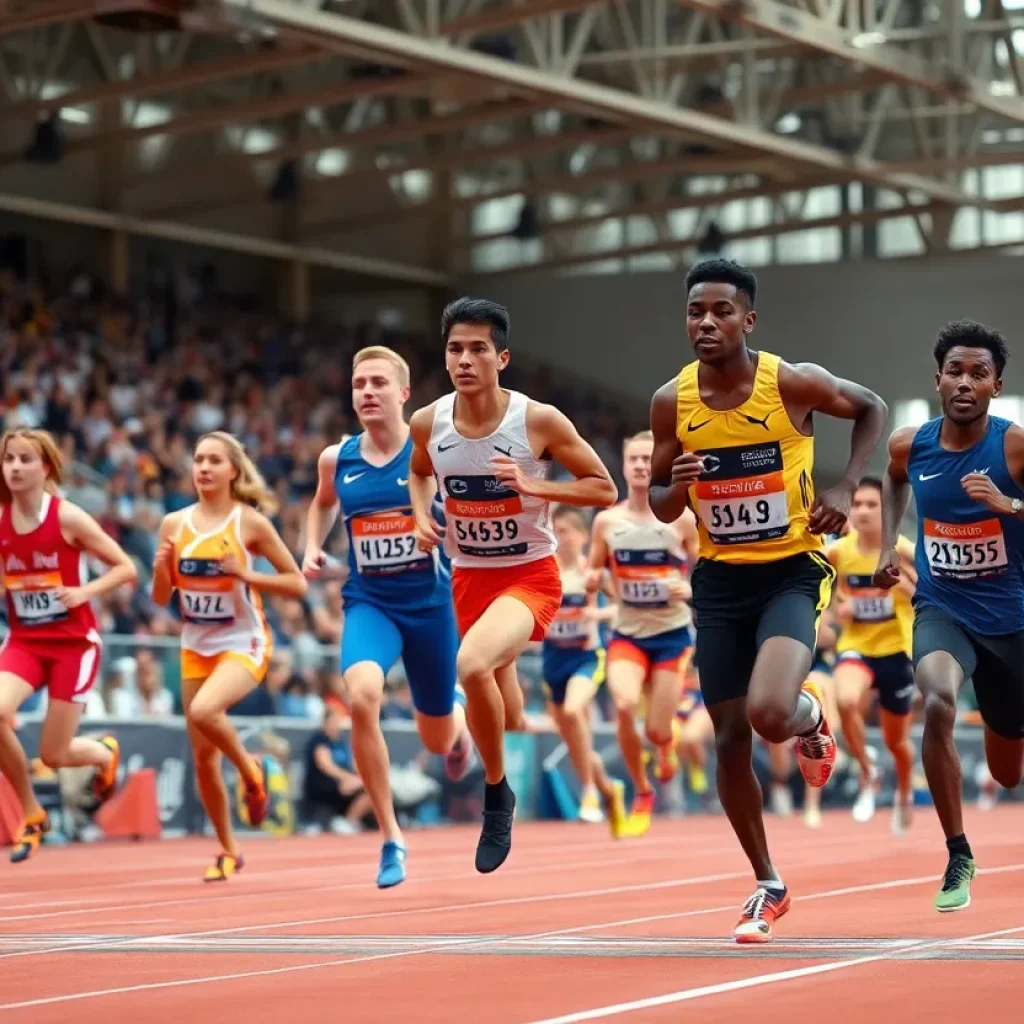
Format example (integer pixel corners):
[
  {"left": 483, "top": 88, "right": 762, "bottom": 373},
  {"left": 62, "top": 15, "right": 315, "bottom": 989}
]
[
  {"left": 496, "top": 403, "right": 616, "bottom": 508},
  {"left": 649, "top": 379, "right": 702, "bottom": 524},
  {"left": 962, "top": 424, "right": 1024, "bottom": 521},
  {"left": 779, "top": 362, "right": 888, "bottom": 536},
  {"left": 409, "top": 403, "right": 444, "bottom": 551},
  {"left": 58, "top": 502, "right": 139, "bottom": 606},
  {"left": 672, "top": 508, "right": 697, "bottom": 601},
  {"left": 303, "top": 443, "right": 341, "bottom": 577},
  {"left": 584, "top": 509, "right": 613, "bottom": 593},
  {"left": 233, "top": 507, "right": 307, "bottom": 599},
  {"left": 874, "top": 426, "right": 917, "bottom": 590},
  {"left": 151, "top": 511, "right": 183, "bottom": 606}
]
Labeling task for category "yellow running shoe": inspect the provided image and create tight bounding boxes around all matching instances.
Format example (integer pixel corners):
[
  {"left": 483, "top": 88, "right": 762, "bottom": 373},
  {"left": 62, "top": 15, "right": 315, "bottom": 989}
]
[
  {"left": 620, "top": 789, "right": 655, "bottom": 838},
  {"left": 93, "top": 735, "right": 120, "bottom": 804},
  {"left": 605, "top": 779, "right": 627, "bottom": 839},
  {"left": 203, "top": 851, "right": 245, "bottom": 883}
]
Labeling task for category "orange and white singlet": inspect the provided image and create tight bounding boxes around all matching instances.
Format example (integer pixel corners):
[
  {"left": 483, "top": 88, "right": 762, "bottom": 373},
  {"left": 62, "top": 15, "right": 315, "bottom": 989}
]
[
  {"left": 606, "top": 512, "right": 692, "bottom": 640},
  {"left": 171, "top": 504, "right": 272, "bottom": 678}
]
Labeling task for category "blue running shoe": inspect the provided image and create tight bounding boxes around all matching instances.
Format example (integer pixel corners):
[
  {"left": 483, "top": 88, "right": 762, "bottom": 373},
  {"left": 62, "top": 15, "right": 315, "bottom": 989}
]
[{"left": 377, "top": 840, "right": 407, "bottom": 889}]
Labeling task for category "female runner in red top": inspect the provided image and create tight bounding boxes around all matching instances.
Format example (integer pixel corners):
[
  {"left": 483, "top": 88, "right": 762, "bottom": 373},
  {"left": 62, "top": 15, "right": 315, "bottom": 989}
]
[{"left": 0, "top": 428, "right": 138, "bottom": 861}]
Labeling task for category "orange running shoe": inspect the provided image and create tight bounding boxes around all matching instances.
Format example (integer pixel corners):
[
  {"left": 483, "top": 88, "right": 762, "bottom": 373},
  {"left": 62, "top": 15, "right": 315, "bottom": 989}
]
[
  {"left": 242, "top": 758, "right": 269, "bottom": 827},
  {"left": 203, "top": 851, "right": 245, "bottom": 882},
  {"left": 795, "top": 679, "right": 836, "bottom": 788},
  {"left": 654, "top": 719, "right": 682, "bottom": 783},
  {"left": 10, "top": 812, "right": 51, "bottom": 864},
  {"left": 93, "top": 735, "right": 120, "bottom": 804},
  {"left": 734, "top": 885, "right": 792, "bottom": 943}
]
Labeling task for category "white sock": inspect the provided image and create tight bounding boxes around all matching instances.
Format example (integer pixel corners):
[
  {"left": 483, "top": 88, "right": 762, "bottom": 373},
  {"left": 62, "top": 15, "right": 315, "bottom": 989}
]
[{"left": 758, "top": 878, "right": 787, "bottom": 895}]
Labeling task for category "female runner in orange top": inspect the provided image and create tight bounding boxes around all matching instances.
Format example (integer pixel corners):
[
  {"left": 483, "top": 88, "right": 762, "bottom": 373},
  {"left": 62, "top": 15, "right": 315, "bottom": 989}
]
[
  {"left": 0, "top": 428, "right": 139, "bottom": 861},
  {"left": 151, "top": 431, "right": 306, "bottom": 882}
]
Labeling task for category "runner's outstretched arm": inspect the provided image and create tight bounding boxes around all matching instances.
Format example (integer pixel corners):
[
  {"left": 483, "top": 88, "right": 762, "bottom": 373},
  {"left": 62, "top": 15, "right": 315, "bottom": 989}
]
[
  {"left": 492, "top": 404, "right": 617, "bottom": 508},
  {"left": 409, "top": 406, "right": 444, "bottom": 550},
  {"left": 875, "top": 428, "right": 916, "bottom": 588}
]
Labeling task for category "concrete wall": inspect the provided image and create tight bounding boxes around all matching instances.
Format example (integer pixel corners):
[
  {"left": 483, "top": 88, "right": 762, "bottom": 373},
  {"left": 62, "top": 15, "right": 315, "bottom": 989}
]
[{"left": 463, "top": 254, "right": 1024, "bottom": 477}]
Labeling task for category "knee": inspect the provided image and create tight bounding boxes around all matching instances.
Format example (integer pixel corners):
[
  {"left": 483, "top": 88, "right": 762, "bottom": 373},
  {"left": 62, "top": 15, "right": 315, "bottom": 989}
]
[
  {"left": 990, "top": 763, "right": 1023, "bottom": 789},
  {"left": 645, "top": 722, "right": 674, "bottom": 748},
  {"left": 923, "top": 688, "right": 957, "bottom": 729},
  {"left": 836, "top": 689, "right": 861, "bottom": 717},
  {"left": 712, "top": 712, "right": 752, "bottom": 761},
  {"left": 187, "top": 698, "right": 220, "bottom": 731},
  {"left": 456, "top": 649, "right": 492, "bottom": 687},
  {"left": 38, "top": 743, "right": 69, "bottom": 770},
  {"left": 747, "top": 699, "right": 791, "bottom": 745},
  {"left": 347, "top": 686, "right": 381, "bottom": 724}
]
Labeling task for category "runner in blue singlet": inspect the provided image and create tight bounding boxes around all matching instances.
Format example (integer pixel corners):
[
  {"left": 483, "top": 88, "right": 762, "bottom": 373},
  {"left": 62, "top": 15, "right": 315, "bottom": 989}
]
[
  {"left": 875, "top": 319, "right": 1024, "bottom": 914},
  {"left": 304, "top": 345, "right": 473, "bottom": 889}
]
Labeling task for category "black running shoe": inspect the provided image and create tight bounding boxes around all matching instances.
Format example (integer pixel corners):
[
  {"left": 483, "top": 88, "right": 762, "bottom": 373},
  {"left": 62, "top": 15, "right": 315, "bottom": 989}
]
[{"left": 476, "top": 778, "right": 516, "bottom": 874}]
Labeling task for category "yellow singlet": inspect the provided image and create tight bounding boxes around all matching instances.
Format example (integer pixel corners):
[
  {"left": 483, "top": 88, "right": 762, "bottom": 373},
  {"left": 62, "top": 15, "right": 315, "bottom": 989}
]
[
  {"left": 675, "top": 350, "right": 821, "bottom": 564},
  {"left": 829, "top": 531, "right": 914, "bottom": 658}
]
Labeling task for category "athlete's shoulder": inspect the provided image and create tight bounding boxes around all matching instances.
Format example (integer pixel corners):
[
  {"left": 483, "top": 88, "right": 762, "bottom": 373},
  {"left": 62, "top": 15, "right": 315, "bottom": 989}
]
[
  {"left": 889, "top": 424, "right": 922, "bottom": 460},
  {"left": 409, "top": 400, "right": 441, "bottom": 441},
  {"left": 159, "top": 507, "right": 189, "bottom": 541}
]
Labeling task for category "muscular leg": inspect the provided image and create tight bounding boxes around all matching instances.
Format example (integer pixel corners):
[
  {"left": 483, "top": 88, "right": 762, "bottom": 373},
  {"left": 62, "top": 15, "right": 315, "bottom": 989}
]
[
  {"left": 0, "top": 674, "right": 43, "bottom": 820},
  {"left": 186, "top": 660, "right": 263, "bottom": 784},
  {"left": 709, "top": 698, "right": 777, "bottom": 881},
  {"left": 415, "top": 703, "right": 467, "bottom": 756},
  {"left": 745, "top": 637, "right": 817, "bottom": 744},
  {"left": 881, "top": 708, "right": 915, "bottom": 802},
  {"left": 344, "top": 662, "right": 402, "bottom": 844},
  {"left": 457, "top": 595, "right": 536, "bottom": 873},
  {"left": 917, "top": 651, "right": 966, "bottom": 840},
  {"left": 834, "top": 662, "right": 875, "bottom": 780},
  {"left": 37, "top": 702, "right": 114, "bottom": 771},
  {"left": 982, "top": 728, "right": 1024, "bottom": 790},
  {"left": 183, "top": 678, "right": 237, "bottom": 857},
  {"left": 645, "top": 664, "right": 683, "bottom": 749},
  {"left": 605, "top": 658, "right": 650, "bottom": 796},
  {"left": 457, "top": 596, "right": 536, "bottom": 784},
  {"left": 552, "top": 674, "right": 611, "bottom": 797}
]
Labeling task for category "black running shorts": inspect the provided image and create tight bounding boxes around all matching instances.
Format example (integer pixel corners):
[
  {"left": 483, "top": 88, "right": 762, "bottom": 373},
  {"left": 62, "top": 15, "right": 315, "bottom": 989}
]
[
  {"left": 691, "top": 551, "right": 836, "bottom": 708},
  {"left": 835, "top": 651, "right": 915, "bottom": 716},
  {"left": 913, "top": 601, "right": 1024, "bottom": 740}
]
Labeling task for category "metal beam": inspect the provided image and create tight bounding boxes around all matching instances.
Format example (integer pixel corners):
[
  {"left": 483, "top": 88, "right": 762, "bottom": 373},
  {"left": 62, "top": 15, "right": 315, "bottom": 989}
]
[
  {"left": 0, "top": 189, "right": 449, "bottom": 286},
  {"left": 471, "top": 199, "right": 939, "bottom": 275},
  {"left": 440, "top": 0, "right": 608, "bottom": 36},
  {"left": 2, "top": 44, "right": 319, "bottom": 121},
  {"left": 215, "top": 0, "right": 980, "bottom": 207},
  {"left": 0, "top": 71, "right": 436, "bottom": 168},
  {"left": 673, "top": 0, "right": 1024, "bottom": 126}
]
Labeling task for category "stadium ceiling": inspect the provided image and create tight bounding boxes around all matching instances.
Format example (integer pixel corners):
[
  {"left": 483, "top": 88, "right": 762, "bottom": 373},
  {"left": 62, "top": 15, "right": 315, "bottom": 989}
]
[{"left": 1, "top": 0, "right": 1023, "bottom": 283}]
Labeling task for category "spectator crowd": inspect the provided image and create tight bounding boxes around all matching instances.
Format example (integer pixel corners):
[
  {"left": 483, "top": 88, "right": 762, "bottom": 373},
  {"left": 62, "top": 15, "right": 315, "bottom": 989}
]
[{"left": 0, "top": 264, "right": 644, "bottom": 723}]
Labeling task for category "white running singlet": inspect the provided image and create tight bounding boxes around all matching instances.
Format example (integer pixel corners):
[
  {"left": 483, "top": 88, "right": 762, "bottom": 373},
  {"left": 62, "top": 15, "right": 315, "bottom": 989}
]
[{"left": 429, "top": 390, "right": 556, "bottom": 569}]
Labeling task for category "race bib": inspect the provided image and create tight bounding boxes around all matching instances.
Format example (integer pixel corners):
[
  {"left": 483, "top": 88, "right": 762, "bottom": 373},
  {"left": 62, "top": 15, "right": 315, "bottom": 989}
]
[
  {"left": 548, "top": 594, "right": 590, "bottom": 644},
  {"left": 923, "top": 518, "right": 1008, "bottom": 579},
  {"left": 845, "top": 574, "right": 895, "bottom": 622},
  {"left": 5, "top": 571, "right": 68, "bottom": 626},
  {"left": 351, "top": 511, "right": 429, "bottom": 576},
  {"left": 180, "top": 589, "right": 236, "bottom": 624},
  {"left": 619, "top": 578, "right": 672, "bottom": 606},
  {"left": 177, "top": 557, "right": 236, "bottom": 625},
  {"left": 444, "top": 475, "right": 528, "bottom": 559},
  {"left": 693, "top": 443, "right": 791, "bottom": 546}
]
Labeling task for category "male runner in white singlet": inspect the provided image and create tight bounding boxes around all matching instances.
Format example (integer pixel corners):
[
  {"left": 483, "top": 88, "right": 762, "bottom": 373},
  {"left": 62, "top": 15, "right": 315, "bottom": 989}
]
[{"left": 409, "top": 298, "right": 617, "bottom": 873}]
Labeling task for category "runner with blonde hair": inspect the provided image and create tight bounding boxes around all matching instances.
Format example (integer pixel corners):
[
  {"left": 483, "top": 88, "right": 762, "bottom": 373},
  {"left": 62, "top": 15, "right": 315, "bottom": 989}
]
[
  {"left": 0, "top": 428, "right": 138, "bottom": 861},
  {"left": 152, "top": 431, "right": 306, "bottom": 882}
]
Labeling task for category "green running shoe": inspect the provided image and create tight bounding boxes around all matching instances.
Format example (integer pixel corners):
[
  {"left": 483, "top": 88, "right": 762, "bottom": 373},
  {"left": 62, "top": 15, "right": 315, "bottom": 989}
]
[{"left": 934, "top": 854, "right": 976, "bottom": 912}]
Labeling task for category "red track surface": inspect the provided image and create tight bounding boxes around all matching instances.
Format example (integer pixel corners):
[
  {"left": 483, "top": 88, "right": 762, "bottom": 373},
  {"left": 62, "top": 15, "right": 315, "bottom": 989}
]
[{"left": 2, "top": 805, "right": 1023, "bottom": 1022}]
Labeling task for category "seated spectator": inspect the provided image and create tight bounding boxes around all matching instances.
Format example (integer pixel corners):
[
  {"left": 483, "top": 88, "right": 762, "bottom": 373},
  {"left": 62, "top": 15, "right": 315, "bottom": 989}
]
[{"left": 303, "top": 701, "right": 374, "bottom": 831}]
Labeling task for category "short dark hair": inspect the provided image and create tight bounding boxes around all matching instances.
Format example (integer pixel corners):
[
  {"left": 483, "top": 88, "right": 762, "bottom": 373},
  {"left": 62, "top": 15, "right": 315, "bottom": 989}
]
[
  {"left": 856, "top": 476, "right": 883, "bottom": 494},
  {"left": 441, "top": 297, "right": 510, "bottom": 351},
  {"left": 933, "top": 319, "right": 1009, "bottom": 377},
  {"left": 685, "top": 258, "right": 757, "bottom": 308}
]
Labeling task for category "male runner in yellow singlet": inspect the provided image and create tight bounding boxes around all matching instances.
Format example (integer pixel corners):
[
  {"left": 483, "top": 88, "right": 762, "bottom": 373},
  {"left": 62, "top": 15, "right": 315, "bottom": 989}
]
[
  {"left": 826, "top": 477, "right": 917, "bottom": 831},
  {"left": 649, "top": 258, "right": 887, "bottom": 943}
]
